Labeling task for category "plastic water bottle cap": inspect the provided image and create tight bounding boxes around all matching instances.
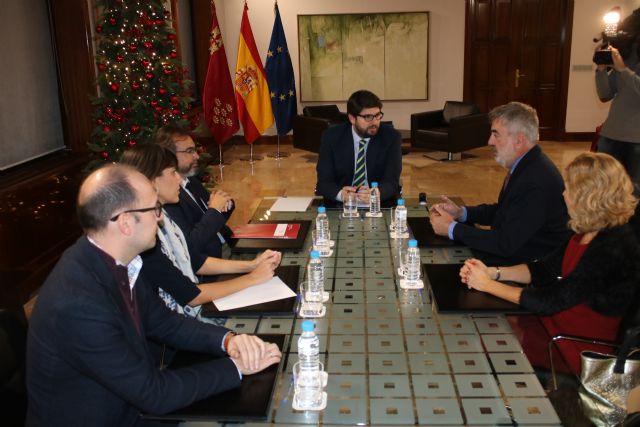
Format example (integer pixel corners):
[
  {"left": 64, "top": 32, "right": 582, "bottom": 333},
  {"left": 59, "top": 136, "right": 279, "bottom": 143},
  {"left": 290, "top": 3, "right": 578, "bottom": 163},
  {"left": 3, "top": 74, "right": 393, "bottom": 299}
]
[
  {"left": 317, "top": 206, "right": 326, "bottom": 213},
  {"left": 408, "top": 239, "right": 418, "bottom": 247},
  {"left": 301, "top": 320, "right": 315, "bottom": 332},
  {"left": 310, "top": 250, "right": 320, "bottom": 259},
  {"left": 397, "top": 199, "right": 405, "bottom": 205},
  {"left": 371, "top": 182, "right": 378, "bottom": 188}
]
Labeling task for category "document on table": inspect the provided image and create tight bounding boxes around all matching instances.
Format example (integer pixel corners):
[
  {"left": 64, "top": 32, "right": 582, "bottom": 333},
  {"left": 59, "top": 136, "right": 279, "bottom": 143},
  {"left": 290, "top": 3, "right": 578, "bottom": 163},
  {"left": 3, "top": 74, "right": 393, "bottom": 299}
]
[
  {"left": 212, "top": 276, "right": 296, "bottom": 311},
  {"left": 270, "top": 197, "right": 313, "bottom": 212}
]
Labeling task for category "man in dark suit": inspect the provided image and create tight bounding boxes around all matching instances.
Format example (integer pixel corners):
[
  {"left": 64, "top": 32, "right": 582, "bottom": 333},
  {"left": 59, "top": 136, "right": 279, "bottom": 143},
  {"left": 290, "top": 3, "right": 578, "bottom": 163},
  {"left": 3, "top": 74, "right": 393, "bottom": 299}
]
[
  {"left": 155, "top": 125, "right": 233, "bottom": 274},
  {"left": 316, "top": 90, "right": 402, "bottom": 208},
  {"left": 26, "top": 165, "right": 281, "bottom": 427},
  {"left": 430, "top": 102, "right": 570, "bottom": 266}
]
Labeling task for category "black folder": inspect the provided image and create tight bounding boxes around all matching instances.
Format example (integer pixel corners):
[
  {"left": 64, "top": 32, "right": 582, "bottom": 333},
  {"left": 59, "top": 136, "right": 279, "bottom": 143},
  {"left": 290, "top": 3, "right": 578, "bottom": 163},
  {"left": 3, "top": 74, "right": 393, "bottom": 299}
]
[
  {"left": 143, "top": 334, "right": 285, "bottom": 422},
  {"left": 201, "top": 265, "right": 300, "bottom": 317},
  {"left": 425, "top": 263, "right": 526, "bottom": 313},
  {"left": 229, "top": 220, "right": 311, "bottom": 252},
  {"left": 408, "top": 217, "right": 458, "bottom": 247}
]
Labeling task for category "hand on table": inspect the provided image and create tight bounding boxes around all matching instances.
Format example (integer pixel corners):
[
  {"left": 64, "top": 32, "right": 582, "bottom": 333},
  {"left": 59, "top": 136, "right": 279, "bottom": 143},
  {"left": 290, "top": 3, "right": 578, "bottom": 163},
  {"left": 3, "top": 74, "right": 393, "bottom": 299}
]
[
  {"left": 228, "top": 335, "right": 281, "bottom": 374},
  {"left": 460, "top": 258, "right": 492, "bottom": 291}
]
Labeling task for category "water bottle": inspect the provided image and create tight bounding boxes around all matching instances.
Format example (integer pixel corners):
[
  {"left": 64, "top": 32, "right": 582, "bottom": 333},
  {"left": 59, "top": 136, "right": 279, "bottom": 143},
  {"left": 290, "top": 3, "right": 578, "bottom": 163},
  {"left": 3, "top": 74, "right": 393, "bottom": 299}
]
[
  {"left": 369, "top": 182, "right": 381, "bottom": 215},
  {"left": 395, "top": 199, "right": 408, "bottom": 235},
  {"left": 295, "top": 320, "right": 323, "bottom": 409},
  {"left": 315, "top": 206, "right": 330, "bottom": 248},
  {"left": 404, "top": 239, "right": 421, "bottom": 283},
  {"left": 306, "top": 250, "right": 324, "bottom": 304}
]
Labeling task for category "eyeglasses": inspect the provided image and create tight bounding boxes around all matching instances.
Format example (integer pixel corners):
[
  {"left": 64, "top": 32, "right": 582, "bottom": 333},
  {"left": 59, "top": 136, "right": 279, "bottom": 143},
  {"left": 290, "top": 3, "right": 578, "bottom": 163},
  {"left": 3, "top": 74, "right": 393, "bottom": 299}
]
[
  {"left": 175, "top": 147, "right": 197, "bottom": 155},
  {"left": 357, "top": 112, "right": 384, "bottom": 122},
  {"left": 110, "top": 201, "right": 163, "bottom": 222}
]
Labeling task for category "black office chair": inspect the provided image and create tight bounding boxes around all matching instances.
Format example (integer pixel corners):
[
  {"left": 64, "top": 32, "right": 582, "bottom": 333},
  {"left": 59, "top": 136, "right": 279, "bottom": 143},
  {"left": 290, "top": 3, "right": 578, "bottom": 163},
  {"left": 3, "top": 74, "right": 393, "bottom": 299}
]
[{"left": 0, "top": 307, "right": 28, "bottom": 426}]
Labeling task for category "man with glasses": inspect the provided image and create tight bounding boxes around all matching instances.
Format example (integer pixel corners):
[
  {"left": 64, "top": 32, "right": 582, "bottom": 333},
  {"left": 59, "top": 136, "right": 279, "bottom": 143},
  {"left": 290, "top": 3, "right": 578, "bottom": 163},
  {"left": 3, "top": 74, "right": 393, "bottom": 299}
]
[
  {"left": 316, "top": 89, "right": 402, "bottom": 207},
  {"left": 155, "top": 125, "right": 234, "bottom": 279},
  {"left": 27, "top": 164, "right": 281, "bottom": 426}
]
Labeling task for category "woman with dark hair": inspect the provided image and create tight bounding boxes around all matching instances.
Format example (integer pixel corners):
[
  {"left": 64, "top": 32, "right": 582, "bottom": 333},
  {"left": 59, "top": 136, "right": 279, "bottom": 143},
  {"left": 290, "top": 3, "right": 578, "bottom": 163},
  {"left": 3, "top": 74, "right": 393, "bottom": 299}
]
[
  {"left": 120, "top": 144, "right": 281, "bottom": 319},
  {"left": 460, "top": 152, "right": 640, "bottom": 372}
]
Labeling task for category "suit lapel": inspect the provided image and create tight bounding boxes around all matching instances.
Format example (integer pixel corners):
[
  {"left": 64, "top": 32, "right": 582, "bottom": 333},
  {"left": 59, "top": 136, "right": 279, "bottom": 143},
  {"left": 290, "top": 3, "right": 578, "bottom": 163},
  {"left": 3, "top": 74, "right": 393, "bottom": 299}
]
[{"left": 498, "top": 145, "right": 540, "bottom": 203}]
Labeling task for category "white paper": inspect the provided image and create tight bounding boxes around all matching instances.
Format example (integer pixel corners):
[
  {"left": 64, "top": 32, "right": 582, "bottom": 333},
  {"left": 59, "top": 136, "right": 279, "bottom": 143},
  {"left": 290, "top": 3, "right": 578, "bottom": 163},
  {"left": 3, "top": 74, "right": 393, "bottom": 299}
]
[
  {"left": 270, "top": 197, "right": 313, "bottom": 212},
  {"left": 273, "top": 223, "right": 287, "bottom": 237},
  {"left": 212, "top": 276, "right": 296, "bottom": 311}
]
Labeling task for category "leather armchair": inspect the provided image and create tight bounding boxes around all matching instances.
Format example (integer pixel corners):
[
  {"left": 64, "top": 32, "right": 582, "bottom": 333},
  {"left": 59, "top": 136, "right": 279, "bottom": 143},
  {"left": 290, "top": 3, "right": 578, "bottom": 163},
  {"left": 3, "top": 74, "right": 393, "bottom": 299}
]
[
  {"left": 411, "top": 101, "right": 490, "bottom": 160},
  {"left": 292, "top": 105, "right": 348, "bottom": 153}
]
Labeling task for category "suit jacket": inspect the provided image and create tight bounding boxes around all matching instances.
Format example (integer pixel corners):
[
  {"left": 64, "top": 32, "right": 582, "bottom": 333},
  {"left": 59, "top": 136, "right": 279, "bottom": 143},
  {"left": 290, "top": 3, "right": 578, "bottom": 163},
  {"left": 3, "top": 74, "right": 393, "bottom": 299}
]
[
  {"left": 26, "top": 236, "right": 240, "bottom": 427},
  {"left": 164, "top": 177, "right": 233, "bottom": 271},
  {"left": 453, "top": 145, "right": 570, "bottom": 265},
  {"left": 316, "top": 123, "right": 402, "bottom": 207}
]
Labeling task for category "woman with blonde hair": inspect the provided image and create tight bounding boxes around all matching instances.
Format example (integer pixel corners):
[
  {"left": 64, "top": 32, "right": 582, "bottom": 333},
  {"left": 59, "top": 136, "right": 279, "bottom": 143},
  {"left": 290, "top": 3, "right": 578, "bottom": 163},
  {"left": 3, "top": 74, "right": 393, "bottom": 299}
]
[{"left": 461, "top": 152, "right": 640, "bottom": 372}]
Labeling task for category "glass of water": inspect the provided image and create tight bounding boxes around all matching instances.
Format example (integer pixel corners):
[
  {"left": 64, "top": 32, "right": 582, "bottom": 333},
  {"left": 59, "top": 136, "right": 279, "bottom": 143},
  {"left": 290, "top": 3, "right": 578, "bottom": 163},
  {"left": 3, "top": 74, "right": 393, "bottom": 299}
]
[{"left": 343, "top": 192, "right": 358, "bottom": 218}]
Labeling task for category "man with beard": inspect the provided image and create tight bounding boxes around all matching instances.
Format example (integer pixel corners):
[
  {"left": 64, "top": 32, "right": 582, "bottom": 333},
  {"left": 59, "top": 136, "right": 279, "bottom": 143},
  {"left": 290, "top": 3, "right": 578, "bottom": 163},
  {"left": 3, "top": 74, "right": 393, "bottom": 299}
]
[
  {"left": 26, "top": 165, "right": 281, "bottom": 426},
  {"left": 316, "top": 90, "right": 402, "bottom": 207},
  {"left": 430, "top": 102, "right": 570, "bottom": 265},
  {"left": 155, "top": 125, "right": 234, "bottom": 278}
]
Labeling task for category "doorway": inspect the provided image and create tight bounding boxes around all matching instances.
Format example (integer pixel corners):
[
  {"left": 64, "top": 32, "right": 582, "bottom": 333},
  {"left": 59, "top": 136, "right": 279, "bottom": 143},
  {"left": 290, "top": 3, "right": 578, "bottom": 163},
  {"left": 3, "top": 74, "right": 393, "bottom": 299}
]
[{"left": 463, "top": 0, "right": 574, "bottom": 140}]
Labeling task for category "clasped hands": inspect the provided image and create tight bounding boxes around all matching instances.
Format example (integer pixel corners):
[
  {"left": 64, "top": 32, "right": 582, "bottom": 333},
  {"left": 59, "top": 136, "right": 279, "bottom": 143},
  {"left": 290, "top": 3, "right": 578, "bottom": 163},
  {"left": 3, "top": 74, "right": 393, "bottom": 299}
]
[
  {"left": 459, "top": 258, "right": 493, "bottom": 291},
  {"left": 340, "top": 186, "right": 373, "bottom": 204},
  {"left": 429, "top": 196, "right": 462, "bottom": 236},
  {"left": 209, "top": 189, "right": 233, "bottom": 213},
  {"left": 249, "top": 250, "right": 282, "bottom": 283},
  {"left": 227, "top": 334, "right": 282, "bottom": 375}
]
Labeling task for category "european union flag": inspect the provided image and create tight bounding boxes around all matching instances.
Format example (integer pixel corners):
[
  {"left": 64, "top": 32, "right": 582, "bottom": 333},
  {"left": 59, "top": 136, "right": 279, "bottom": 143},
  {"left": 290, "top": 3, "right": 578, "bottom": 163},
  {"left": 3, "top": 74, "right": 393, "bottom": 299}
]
[{"left": 265, "top": 3, "right": 297, "bottom": 135}]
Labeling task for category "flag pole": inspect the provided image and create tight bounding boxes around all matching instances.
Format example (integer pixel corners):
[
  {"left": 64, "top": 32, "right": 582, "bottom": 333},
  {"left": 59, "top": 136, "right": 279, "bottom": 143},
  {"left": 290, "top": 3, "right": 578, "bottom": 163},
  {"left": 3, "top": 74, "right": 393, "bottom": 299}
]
[
  {"left": 267, "top": 134, "right": 290, "bottom": 159},
  {"left": 239, "top": 142, "right": 264, "bottom": 162},
  {"left": 218, "top": 144, "right": 225, "bottom": 168}
]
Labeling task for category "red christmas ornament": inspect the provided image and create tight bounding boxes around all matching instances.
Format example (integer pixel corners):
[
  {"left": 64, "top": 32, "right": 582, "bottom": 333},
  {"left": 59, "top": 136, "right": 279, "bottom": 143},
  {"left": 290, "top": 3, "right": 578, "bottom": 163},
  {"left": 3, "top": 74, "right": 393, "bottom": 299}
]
[
  {"left": 181, "top": 114, "right": 189, "bottom": 120},
  {"left": 158, "top": 87, "right": 167, "bottom": 95},
  {"left": 98, "top": 63, "right": 107, "bottom": 71},
  {"left": 96, "top": 25, "right": 103, "bottom": 33},
  {"left": 127, "top": 139, "right": 138, "bottom": 147},
  {"left": 128, "top": 43, "right": 137, "bottom": 52},
  {"left": 171, "top": 108, "right": 179, "bottom": 116},
  {"left": 169, "top": 95, "right": 179, "bottom": 104},
  {"left": 110, "top": 83, "right": 119, "bottom": 92},
  {"left": 102, "top": 125, "right": 111, "bottom": 133},
  {"left": 143, "top": 41, "right": 153, "bottom": 49},
  {"left": 154, "top": 19, "right": 163, "bottom": 26},
  {"left": 155, "top": 106, "right": 163, "bottom": 113},
  {"left": 145, "top": 72, "right": 154, "bottom": 80},
  {"left": 131, "top": 81, "right": 140, "bottom": 90},
  {"left": 141, "top": 59, "right": 150, "bottom": 68},
  {"left": 108, "top": 17, "right": 117, "bottom": 25},
  {"left": 150, "top": 100, "right": 159, "bottom": 107},
  {"left": 167, "top": 33, "right": 176, "bottom": 41},
  {"left": 169, "top": 51, "right": 177, "bottom": 59},
  {"left": 130, "top": 124, "right": 141, "bottom": 133},
  {"left": 100, "top": 151, "right": 109, "bottom": 159},
  {"left": 163, "top": 68, "right": 173, "bottom": 76},
  {"left": 96, "top": 118, "right": 104, "bottom": 125},
  {"left": 116, "top": 55, "right": 125, "bottom": 63},
  {"left": 105, "top": 107, "right": 113, "bottom": 115}
]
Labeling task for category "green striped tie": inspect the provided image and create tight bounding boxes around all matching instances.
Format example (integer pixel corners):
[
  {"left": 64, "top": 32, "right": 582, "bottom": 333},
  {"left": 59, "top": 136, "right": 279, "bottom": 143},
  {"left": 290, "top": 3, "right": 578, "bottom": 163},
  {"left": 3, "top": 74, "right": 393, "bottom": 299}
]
[{"left": 352, "top": 139, "right": 367, "bottom": 187}]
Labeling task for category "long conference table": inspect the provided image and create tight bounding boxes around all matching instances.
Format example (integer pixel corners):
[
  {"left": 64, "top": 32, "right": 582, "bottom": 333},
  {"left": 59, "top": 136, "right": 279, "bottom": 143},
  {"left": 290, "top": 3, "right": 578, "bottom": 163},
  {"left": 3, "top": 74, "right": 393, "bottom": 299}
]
[{"left": 176, "top": 197, "right": 597, "bottom": 427}]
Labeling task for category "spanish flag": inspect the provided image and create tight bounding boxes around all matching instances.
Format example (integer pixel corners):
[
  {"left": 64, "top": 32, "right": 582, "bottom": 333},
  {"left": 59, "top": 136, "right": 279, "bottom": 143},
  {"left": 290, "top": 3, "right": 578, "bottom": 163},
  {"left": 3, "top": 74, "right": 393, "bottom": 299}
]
[{"left": 235, "top": 3, "right": 274, "bottom": 144}]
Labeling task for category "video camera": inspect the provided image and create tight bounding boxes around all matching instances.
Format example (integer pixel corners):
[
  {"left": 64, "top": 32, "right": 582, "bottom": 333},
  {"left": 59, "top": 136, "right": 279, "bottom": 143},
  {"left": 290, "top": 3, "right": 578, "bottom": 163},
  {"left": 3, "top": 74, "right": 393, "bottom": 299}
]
[{"left": 593, "top": 31, "right": 635, "bottom": 65}]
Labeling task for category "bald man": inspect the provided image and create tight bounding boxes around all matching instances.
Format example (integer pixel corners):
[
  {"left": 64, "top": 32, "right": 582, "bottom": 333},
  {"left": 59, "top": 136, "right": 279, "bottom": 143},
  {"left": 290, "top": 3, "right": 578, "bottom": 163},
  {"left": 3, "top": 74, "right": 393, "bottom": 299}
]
[{"left": 26, "top": 164, "right": 281, "bottom": 427}]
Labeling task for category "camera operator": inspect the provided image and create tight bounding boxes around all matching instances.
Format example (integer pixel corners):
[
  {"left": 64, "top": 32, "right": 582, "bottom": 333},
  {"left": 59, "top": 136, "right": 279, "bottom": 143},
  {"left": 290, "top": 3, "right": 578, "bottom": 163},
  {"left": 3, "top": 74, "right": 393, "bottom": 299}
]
[{"left": 595, "top": 8, "right": 640, "bottom": 186}]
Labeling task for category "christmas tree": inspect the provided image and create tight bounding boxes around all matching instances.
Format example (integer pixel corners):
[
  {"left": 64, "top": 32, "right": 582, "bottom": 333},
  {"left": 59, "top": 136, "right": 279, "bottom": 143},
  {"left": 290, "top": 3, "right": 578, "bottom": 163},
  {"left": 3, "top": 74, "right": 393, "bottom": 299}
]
[{"left": 88, "top": 0, "right": 193, "bottom": 169}]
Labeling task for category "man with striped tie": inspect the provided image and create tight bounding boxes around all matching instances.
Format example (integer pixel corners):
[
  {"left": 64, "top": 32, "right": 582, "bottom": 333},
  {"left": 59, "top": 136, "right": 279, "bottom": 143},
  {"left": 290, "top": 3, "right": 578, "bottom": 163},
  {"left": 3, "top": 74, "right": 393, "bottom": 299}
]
[{"left": 316, "top": 90, "right": 402, "bottom": 208}]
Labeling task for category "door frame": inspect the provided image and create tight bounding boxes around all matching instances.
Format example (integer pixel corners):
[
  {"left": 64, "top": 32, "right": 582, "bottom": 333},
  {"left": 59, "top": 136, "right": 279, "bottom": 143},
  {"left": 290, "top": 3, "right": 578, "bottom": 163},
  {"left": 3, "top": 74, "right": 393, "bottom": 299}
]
[{"left": 463, "top": 0, "right": 575, "bottom": 141}]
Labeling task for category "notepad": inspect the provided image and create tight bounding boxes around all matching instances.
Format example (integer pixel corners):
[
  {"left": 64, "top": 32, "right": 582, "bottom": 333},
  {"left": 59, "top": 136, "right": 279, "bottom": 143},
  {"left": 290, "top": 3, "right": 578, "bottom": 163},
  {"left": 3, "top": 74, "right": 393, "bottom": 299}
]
[{"left": 269, "top": 197, "right": 313, "bottom": 212}]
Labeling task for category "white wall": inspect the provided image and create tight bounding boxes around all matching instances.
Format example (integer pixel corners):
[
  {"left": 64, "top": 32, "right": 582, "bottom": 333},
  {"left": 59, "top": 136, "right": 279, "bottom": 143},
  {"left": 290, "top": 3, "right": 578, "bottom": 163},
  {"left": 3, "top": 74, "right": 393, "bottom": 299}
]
[
  {"left": 214, "top": 0, "right": 637, "bottom": 135},
  {"left": 214, "top": 0, "right": 465, "bottom": 132}
]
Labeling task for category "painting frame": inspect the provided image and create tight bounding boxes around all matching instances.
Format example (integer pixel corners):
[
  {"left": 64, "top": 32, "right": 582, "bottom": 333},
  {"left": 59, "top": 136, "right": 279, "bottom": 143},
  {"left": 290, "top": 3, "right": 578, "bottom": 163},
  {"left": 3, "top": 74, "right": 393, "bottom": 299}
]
[{"left": 297, "top": 11, "right": 429, "bottom": 102}]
